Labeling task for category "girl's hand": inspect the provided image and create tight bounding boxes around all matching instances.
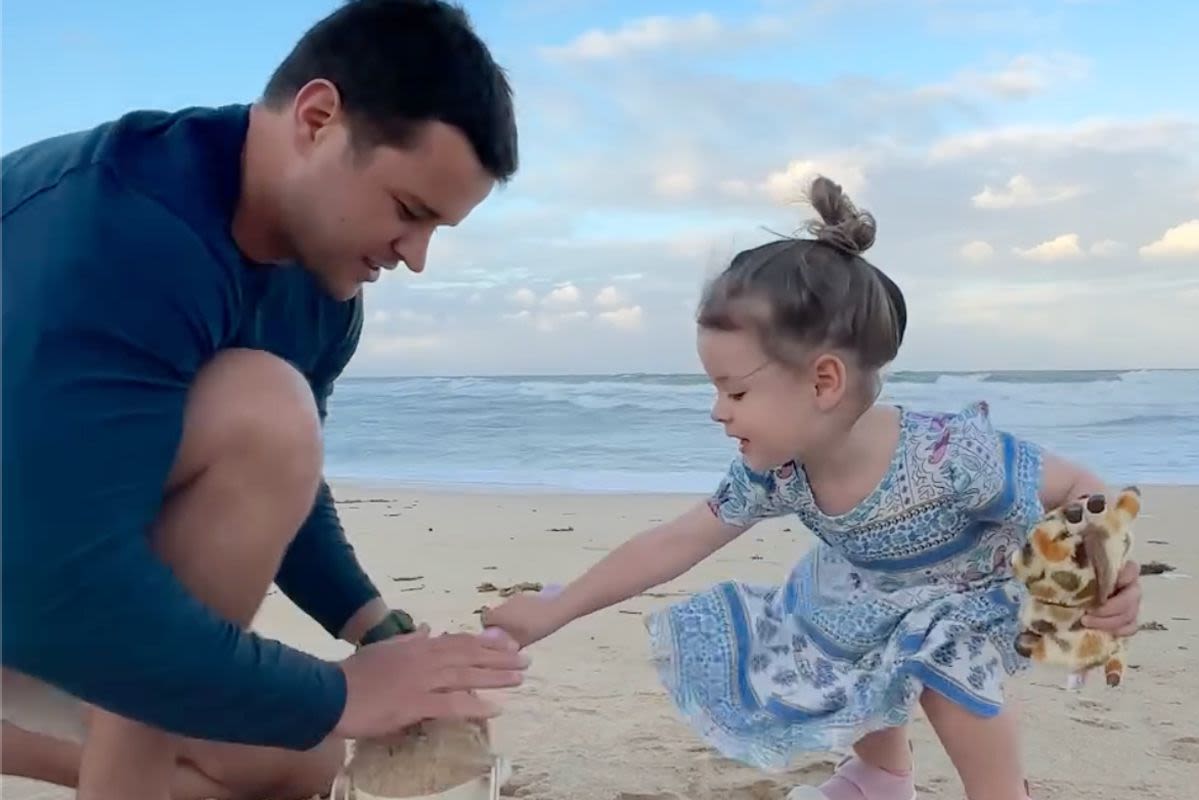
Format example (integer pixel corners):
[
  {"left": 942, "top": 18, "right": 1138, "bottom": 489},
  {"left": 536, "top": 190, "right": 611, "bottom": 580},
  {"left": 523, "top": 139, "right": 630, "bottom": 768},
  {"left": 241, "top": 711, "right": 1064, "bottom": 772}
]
[
  {"left": 1083, "top": 560, "right": 1143, "bottom": 637},
  {"left": 480, "top": 594, "right": 567, "bottom": 649}
]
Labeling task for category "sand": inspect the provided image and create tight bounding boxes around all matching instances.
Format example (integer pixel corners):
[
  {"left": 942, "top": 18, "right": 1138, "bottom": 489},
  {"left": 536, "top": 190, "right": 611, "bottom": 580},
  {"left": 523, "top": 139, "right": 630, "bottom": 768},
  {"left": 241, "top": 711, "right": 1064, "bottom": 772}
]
[{"left": 3, "top": 484, "right": 1197, "bottom": 799}]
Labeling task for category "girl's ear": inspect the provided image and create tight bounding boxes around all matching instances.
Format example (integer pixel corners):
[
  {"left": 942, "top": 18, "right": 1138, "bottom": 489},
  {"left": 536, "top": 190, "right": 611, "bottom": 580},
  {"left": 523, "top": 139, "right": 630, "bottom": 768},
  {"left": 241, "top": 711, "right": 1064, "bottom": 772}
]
[{"left": 811, "top": 352, "right": 847, "bottom": 409}]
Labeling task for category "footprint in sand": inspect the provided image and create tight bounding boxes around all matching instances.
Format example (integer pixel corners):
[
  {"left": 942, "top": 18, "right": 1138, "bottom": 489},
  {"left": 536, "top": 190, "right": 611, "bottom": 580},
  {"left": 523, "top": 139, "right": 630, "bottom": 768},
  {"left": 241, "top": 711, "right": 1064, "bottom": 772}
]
[
  {"left": 501, "top": 767, "right": 550, "bottom": 797},
  {"left": 1069, "top": 715, "right": 1129, "bottom": 731},
  {"left": 1163, "top": 735, "right": 1199, "bottom": 763},
  {"left": 681, "top": 762, "right": 835, "bottom": 800}
]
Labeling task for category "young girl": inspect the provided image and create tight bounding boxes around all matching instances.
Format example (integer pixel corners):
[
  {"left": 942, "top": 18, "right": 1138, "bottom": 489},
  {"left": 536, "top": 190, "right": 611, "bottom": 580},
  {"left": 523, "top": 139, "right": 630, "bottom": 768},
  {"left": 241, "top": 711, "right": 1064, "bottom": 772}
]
[{"left": 481, "top": 176, "right": 1143, "bottom": 800}]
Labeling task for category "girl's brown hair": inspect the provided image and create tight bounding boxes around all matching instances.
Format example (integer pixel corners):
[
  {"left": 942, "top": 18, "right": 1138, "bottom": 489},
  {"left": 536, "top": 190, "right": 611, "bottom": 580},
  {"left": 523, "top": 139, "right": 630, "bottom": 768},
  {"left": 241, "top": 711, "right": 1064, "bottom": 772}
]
[{"left": 697, "top": 175, "right": 907, "bottom": 373}]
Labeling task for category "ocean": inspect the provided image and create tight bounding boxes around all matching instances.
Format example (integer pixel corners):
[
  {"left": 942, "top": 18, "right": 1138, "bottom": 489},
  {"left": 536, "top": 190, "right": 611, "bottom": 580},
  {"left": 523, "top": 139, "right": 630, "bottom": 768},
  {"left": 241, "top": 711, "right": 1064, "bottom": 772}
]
[{"left": 322, "top": 369, "right": 1199, "bottom": 493}]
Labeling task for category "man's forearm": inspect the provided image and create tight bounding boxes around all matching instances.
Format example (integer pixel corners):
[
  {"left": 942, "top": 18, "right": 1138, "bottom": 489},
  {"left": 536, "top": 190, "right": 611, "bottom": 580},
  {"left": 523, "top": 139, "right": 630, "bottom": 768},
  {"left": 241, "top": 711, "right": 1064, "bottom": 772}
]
[{"left": 274, "top": 480, "right": 383, "bottom": 639}]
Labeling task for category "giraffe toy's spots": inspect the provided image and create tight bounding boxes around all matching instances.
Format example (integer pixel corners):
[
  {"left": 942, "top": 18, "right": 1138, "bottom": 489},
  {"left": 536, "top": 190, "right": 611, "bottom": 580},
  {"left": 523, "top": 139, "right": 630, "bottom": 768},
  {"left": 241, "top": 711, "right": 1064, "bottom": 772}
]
[{"left": 1009, "top": 486, "right": 1141, "bottom": 689}]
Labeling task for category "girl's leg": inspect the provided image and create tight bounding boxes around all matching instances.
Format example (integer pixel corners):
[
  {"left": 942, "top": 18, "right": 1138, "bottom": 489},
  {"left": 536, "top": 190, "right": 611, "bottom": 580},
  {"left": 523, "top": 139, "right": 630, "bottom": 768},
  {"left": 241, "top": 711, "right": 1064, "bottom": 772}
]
[
  {"left": 851, "top": 726, "right": 912, "bottom": 774},
  {"left": 789, "top": 726, "right": 915, "bottom": 800},
  {"left": 919, "top": 690, "right": 1028, "bottom": 800}
]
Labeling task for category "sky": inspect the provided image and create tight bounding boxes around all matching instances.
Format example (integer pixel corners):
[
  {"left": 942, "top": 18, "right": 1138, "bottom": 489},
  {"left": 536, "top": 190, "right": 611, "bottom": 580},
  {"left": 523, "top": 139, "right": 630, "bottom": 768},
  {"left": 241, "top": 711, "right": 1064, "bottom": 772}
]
[{"left": 4, "top": 0, "right": 1198, "bottom": 376}]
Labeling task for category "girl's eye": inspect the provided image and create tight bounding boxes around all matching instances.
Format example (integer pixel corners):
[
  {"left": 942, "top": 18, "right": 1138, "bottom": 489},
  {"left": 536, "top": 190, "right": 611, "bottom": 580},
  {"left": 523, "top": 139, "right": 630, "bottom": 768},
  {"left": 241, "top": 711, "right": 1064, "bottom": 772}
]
[{"left": 729, "top": 392, "right": 746, "bottom": 401}]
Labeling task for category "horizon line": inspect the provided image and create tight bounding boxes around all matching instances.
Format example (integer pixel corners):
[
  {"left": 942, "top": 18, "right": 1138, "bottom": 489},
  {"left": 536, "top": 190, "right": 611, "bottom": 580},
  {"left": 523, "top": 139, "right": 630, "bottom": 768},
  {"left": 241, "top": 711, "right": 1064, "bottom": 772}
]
[{"left": 340, "top": 366, "right": 1199, "bottom": 380}]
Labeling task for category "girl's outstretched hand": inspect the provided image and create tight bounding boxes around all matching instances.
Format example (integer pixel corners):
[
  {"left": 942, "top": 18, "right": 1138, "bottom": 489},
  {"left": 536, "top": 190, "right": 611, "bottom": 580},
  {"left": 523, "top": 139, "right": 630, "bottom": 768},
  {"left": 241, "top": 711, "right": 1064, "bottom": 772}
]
[{"left": 480, "top": 593, "right": 567, "bottom": 649}]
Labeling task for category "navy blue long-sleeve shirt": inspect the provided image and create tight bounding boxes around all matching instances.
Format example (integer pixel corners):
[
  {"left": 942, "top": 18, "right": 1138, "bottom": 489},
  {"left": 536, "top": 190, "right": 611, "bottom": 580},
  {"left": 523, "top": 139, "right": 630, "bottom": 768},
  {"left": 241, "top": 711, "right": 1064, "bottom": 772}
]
[{"left": 2, "top": 104, "right": 382, "bottom": 749}]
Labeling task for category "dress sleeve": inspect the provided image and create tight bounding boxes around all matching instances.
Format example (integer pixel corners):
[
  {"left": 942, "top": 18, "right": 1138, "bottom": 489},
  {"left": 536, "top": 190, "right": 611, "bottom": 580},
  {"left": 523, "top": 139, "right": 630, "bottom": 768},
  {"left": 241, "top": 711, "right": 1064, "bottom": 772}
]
[
  {"left": 946, "top": 401, "right": 1045, "bottom": 523},
  {"left": 706, "top": 457, "right": 794, "bottom": 527}
]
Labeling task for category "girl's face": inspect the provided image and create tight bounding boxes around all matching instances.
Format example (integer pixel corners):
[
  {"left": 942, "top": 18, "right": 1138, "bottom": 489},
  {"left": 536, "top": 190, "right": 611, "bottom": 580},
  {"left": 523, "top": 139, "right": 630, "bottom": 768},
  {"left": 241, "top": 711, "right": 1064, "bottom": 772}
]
[{"left": 697, "top": 327, "right": 850, "bottom": 473}]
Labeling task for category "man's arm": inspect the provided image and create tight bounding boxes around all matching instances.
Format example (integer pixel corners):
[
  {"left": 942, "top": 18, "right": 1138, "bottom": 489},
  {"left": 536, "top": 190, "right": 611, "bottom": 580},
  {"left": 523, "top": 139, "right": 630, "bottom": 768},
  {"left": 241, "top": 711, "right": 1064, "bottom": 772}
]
[
  {"left": 273, "top": 298, "right": 389, "bottom": 642},
  {"left": 1, "top": 166, "right": 346, "bottom": 749}
]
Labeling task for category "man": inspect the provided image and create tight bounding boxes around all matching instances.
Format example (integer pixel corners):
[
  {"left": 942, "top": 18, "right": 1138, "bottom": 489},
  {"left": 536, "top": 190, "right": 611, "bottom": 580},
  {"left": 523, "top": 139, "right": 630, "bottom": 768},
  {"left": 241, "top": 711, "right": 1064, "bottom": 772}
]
[{"left": 1, "top": 1, "right": 529, "bottom": 798}]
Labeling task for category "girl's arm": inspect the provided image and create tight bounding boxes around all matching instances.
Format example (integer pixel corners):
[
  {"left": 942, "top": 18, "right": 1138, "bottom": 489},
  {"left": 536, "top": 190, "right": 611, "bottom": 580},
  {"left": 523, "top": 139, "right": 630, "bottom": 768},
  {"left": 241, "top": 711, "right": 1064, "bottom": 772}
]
[
  {"left": 482, "top": 501, "right": 749, "bottom": 646},
  {"left": 554, "top": 501, "right": 747, "bottom": 623},
  {"left": 1038, "top": 449, "right": 1108, "bottom": 511}
]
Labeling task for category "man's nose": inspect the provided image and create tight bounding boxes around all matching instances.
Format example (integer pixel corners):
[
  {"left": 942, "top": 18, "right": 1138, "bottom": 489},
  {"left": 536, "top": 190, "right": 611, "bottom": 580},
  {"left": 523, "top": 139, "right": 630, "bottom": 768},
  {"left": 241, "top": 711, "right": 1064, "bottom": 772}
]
[{"left": 395, "top": 229, "right": 432, "bottom": 274}]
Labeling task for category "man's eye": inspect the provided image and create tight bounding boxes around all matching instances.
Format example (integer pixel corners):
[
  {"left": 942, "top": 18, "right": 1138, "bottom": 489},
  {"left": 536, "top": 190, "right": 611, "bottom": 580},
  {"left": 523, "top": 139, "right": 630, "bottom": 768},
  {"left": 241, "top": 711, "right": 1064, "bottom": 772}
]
[{"left": 396, "top": 202, "right": 417, "bottom": 220}]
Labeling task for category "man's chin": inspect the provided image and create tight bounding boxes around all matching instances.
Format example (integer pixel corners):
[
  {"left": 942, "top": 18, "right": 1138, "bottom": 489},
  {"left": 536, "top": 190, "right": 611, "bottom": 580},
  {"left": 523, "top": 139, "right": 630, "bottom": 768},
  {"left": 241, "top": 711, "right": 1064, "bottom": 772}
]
[{"left": 317, "top": 275, "right": 364, "bottom": 303}]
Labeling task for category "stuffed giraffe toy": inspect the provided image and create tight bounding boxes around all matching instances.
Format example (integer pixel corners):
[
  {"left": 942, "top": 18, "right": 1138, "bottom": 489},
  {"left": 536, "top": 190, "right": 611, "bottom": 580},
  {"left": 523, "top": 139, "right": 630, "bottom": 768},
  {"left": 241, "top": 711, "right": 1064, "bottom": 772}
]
[{"left": 1009, "top": 487, "right": 1141, "bottom": 689}]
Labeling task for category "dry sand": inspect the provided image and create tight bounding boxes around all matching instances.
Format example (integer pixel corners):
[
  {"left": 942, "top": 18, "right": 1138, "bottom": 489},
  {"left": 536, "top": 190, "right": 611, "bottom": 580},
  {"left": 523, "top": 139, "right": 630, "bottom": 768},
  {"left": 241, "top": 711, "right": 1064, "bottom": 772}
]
[{"left": 4, "top": 484, "right": 1197, "bottom": 799}]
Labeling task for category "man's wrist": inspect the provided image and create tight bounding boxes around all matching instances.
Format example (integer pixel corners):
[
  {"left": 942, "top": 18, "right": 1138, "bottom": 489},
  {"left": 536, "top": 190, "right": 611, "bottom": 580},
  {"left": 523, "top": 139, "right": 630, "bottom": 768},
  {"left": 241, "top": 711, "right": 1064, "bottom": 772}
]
[{"left": 358, "top": 608, "right": 418, "bottom": 647}]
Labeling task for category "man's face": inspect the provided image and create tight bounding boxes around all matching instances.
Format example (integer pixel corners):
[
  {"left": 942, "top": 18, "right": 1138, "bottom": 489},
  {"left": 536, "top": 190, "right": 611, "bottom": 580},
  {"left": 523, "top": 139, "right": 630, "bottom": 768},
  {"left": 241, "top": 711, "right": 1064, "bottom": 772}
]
[{"left": 278, "top": 83, "right": 497, "bottom": 301}]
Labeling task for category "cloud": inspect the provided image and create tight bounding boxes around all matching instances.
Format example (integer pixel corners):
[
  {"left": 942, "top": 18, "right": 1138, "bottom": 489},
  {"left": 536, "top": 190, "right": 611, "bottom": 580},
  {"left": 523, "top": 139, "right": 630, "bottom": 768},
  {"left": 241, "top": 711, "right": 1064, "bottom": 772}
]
[
  {"left": 1139, "top": 219, "right": 1199, "bottom": 259},
  {"left": 762, "top": 155, "right": 870, "bottom": 207},
  {"left": 929, "top": 116, "right": 1196, "bottom": 161},
  {"left": 1013, "top": 233, "right": 1085, "bottom": 262},
  {"left": 539, "top": 11, "right": 784, "bottom": 62},
  {"left": 971, "top": 174, "right": 1084, "bottom": 209},
  {"left": 594, "top": 286, "right": 626, "bottom": 308},
  {"left": 509, "top": 287, "right": 537, "bottom": 307},
  {"left": 360, "top": 334, "right": 447, "bottom": 356},
  {"left": 597, "top": 305, "right": 644, "bottom": 330},
  {"left": 917, "top": 52, "right": 1091, "bottom": 101},
  {"left": 542, "top": 283, "right": 582, "bottom": 308},
  {"left": 654, "top": 169, "right": 699, "bottom": 199},
  {"left": 960, "top": 240, "right": 995, "bottom": 262}
]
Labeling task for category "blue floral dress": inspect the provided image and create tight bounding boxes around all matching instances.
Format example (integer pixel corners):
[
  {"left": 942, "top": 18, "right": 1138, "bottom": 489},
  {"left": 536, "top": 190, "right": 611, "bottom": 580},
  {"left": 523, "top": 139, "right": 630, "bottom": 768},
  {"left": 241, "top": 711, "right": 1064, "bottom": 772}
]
[{"left": 644, "top": 402, "right": 1045, "bottom": 771}]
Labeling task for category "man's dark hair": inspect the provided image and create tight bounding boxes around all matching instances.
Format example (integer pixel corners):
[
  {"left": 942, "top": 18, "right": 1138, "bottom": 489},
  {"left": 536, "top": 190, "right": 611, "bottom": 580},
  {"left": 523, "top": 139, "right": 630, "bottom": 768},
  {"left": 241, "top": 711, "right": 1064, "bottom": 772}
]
[{"left": 263, "top": 0, "right": 518, "bottom": 181}]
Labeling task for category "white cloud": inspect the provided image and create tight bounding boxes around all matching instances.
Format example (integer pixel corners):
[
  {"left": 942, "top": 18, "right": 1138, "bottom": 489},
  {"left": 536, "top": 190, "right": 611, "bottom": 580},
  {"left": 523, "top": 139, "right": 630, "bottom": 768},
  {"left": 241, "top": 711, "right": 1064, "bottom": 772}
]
[
  {"left": 361, "top": 334, "right": 446, "bottom": 356},
  {"left": 960, "top": 240, "right": 995, "bottom": 262},
  {"left": 542, "top": 283, "right": 582, "bottom": 308},
  {"left": 594, "top": 286, "right": 626, "bottom": 308},
  {"left": 762, "top": 155, "right": 868, "bottom": 206},
  {"left": 535, "top": 310, "right": 589, "bottom": 333},
  {"left": 971, "top": 174, "right": 1084, "bottom": 209},
  {"left": 509, "top": 287, "right": 538, "bottom": 307},
  {"left": 1013, "top": 233, "right": 1085, "bottom": 262},
  {"left": 928, "top": 117, "right": 1196, "bottom": 161},
  {"left": 1139, "top": 219, "right": 1199, "bottom": 259},
  {"left": 539, "top": 11, "right": 784, "bottom": 62},
  {"left": 913, "top": 53, "right": 1090, "bottom": 104},
  {"left": 654, "top": 169, "right": 698, "bottom": 199},
  {"left": 597, "top": 305, "right": 644, "bottom": 330}
]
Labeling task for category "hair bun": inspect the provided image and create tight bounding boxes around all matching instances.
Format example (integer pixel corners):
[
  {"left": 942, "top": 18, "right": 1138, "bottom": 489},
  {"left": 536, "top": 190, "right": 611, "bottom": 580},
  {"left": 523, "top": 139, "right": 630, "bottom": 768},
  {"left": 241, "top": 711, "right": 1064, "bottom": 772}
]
[{"left": 803, "top": 175, "right": 876, "bottom": 256}]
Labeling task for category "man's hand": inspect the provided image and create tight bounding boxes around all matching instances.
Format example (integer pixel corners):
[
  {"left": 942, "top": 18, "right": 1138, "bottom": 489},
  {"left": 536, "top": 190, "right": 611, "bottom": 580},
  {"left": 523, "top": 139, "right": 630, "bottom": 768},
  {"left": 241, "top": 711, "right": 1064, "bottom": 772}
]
[
  {"left": 333, "top": 627, "right": 529, "bottom": 740},
  {"left": 1083, "top": 560, "right": 1143, "bottom": 637}
]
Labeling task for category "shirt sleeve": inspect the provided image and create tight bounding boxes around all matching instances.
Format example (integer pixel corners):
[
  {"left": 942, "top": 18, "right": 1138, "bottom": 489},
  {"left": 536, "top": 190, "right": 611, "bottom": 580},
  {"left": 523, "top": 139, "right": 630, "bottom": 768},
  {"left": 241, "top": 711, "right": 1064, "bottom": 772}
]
[
  {"left": 946, "top": 401, "right": 1045, "bottom": 523},
  {"left": 706, "top": 457, "right": 793, "bottom": 527},
  {"left": 275, "top": 300, "right": 384, "bottom": 639},
  {"left": 1, "top": 165, "right": 346, "bottom": 749}
]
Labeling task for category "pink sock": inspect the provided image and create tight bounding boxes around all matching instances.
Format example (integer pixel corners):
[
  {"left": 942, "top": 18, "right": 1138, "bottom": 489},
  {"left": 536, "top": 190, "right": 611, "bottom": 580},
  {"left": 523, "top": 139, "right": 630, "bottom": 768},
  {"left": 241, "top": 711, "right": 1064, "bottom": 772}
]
[{"left": 816, "top": 756, "right": 914, "bottom": 800}]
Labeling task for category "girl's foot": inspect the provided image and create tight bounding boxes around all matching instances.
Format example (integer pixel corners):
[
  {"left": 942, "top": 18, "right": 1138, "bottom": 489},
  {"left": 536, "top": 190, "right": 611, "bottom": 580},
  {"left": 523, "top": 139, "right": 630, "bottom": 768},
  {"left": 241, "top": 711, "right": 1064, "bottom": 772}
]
[{"left": 787, "top": 754, "right": 916, "bottom": 800}]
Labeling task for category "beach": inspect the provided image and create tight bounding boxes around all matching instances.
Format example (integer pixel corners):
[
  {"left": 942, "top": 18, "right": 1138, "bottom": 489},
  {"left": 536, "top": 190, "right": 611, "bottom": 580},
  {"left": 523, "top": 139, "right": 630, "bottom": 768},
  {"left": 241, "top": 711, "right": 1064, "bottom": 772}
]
[{"left": 4, "top": 483, "right": 1196, "bottom": 799}]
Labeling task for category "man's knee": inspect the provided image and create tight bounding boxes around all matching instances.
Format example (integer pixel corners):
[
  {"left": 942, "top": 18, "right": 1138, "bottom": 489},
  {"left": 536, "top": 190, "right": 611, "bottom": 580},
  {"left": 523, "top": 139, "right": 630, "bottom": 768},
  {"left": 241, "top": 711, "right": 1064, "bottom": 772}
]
[{"left": 170, "top": 349, "right": 323, "bottom": 495}]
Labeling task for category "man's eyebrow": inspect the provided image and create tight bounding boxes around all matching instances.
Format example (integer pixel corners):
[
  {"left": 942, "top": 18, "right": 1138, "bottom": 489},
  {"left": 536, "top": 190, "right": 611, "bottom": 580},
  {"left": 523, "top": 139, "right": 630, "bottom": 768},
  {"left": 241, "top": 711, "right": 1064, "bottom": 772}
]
[{"left": 397, "top": 193, "right": 443, "bottom": 222}]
